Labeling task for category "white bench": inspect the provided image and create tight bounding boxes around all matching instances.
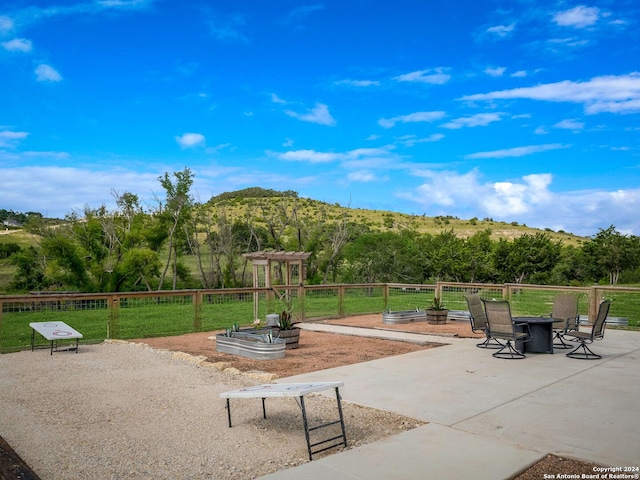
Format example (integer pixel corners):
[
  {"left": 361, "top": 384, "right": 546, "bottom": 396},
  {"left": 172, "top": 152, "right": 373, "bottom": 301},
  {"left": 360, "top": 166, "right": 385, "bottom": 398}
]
[
  {"left": 30, "top": 321, "right": 83, "bottom": 355},
  {"left": 220, "top": 382, "right": 347, "bottom": 460}
]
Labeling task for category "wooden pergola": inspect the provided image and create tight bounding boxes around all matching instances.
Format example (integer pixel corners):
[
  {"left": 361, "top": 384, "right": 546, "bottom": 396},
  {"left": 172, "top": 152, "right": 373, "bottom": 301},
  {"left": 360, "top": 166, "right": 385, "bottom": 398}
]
[
  {"left": 243, "top": 250, "right": 311, "bottom": 288},
  {"left": 242, "top": 250, "right": 312, "bottom": 319}
]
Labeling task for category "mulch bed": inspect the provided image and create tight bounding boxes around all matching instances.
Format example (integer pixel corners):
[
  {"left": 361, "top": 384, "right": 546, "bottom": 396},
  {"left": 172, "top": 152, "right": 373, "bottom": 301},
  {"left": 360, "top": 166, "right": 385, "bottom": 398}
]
[{"left": 0, "top": 435, "right": 40, "bottom": 480}]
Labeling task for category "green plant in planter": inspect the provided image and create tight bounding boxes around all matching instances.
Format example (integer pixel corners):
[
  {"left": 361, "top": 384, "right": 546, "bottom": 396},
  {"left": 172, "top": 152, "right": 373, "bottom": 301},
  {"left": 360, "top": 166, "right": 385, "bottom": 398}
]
[
  {"left": 223, "top": 322, "right": 241, "bottom": 337},
  {"left": 260, "top": 329, "right": 277, "bottom": 343},
  {"left": 428, "top": 297, "right": 447, "bottom": 311},
  {"left": 272, "top": 288, "right": 299, "bottom": 330},
  {"left": 279, "top": 310, "right": 299, "bottom": 330},
  {"left": 426, "top": 297, "right": 448, "bottom": 325}
]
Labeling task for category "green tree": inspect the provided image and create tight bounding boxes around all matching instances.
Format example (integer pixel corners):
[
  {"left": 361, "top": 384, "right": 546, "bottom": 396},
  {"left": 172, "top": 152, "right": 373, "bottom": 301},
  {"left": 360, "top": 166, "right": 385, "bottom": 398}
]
[
  {"left": 9, "top": 246, "right": 46, "bottom": 291},
  {"left": 462, "top": 229, "right": 495, "bottom": 283},
  {"left": 156, "top": 168, "right": 195, "bottom": 290},
  {"left": 582, "top": 226, "right": 639, "bottom": 285},
  {"left": 493, "top": 232, "right": 561, "bottom": 284},
  {"left": 40, "top": 233, "right": 91, "bottom": 290},
  {"left": 339, "top": 230, "right": 423, "bottom": 283},
  {"left": 428, "top": 230, "right": 466, "bottom": 282}
]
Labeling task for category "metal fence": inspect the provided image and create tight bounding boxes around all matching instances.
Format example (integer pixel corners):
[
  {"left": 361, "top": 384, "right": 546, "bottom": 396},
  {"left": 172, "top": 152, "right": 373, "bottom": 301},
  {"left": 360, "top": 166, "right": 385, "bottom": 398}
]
[{"left": 1, "top": 282, "right": 638, "bottom": 352}]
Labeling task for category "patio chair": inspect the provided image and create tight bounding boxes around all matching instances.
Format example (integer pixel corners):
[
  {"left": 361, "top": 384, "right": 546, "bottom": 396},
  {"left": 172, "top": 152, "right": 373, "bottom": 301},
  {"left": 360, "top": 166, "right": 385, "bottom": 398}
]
[
  {"left": 464, "top": 293, "right": 503, "bottom": 349},
  {"left": 482, "top": 299, "right": 532, "bottom": 359},
  {"left": 550, "top": 293, "right": 579, "bottom": 349},
  {"left": 564, "top": 300, "right": 611, "bottom": 360}
]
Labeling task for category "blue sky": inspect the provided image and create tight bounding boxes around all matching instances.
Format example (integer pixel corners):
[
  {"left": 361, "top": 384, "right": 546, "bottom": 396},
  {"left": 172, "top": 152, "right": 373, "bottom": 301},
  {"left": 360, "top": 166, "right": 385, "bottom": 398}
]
[{"left": 1, "top": 0, "right": 639, "bottom": 237}]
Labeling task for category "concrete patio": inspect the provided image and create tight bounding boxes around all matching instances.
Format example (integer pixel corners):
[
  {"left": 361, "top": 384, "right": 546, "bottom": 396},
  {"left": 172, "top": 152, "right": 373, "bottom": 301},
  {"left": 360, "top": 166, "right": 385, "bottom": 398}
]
[{"left": 259, "top": 324, "right": 640, "bottom": 479}]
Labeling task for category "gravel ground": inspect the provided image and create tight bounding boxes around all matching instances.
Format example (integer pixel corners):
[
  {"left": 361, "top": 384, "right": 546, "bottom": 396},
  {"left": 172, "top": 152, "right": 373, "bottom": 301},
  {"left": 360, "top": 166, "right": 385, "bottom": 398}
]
[{"left": 0, "top": 341, "right": 422, "bottom": 480}]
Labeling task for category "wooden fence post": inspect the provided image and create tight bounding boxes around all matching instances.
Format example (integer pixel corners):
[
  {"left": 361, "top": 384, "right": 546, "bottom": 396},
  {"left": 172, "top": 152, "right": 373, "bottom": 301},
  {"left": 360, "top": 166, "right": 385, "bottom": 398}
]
[
  {"left": 194, "top": 291, "right": 202, "bottom": 332},
  {"left": 108, "top": 294, "right": 120, "bottom": 339}
]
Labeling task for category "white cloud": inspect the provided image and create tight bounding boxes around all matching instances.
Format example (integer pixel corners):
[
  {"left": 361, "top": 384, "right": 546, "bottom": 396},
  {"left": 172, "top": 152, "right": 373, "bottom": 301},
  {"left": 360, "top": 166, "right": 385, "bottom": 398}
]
[
  {"left": 464, "top": 143, "right": 569, "bottom": 159},
  {"left": 0, "top": 165, "right": 159, "bottom": 218},
  {"left": 277, "top": 149, "right": 341, "bottom": 163},
  {"left": 0, "top": 16, "right": 14, "bottom": 34},
  {"left": 554, "top": 119, "right": 585, "bottom": 131},
  {"left": 553, "top": 6, "right": 600, "bottom": 28},
  {"left": 205, "top": 143, "right": 231, "bottom": 155},
  {"left": 97, "top": 0, "right": 150, "bottom": 7},
  {"left": 486, "top": 23, "right": 515, "bottom": 37},
  {"left": 441, "top": 112, "right": 503, "bottom": 130},
  {"left": 511, "top": 70, "right": 528, "bottom": 78},
  {"left": 271, "top": 93, "right": 287, "bottom": 104},
  {"left": 283, "top": 4, "right": 325, "bottom": 24},
  {"left": 460, "top": 73, "right": 640, "bottom": 115},
  {"left": 2, "top": 38, "right": 32, "bottom": 52},
  {"left": 395, "top": 68, "right": 451, "bottom": 85},
  {"left": 206, "top": 13, "right": 248, "bottom": 43},
  {"left": 3, "top": 1, "right": 153, "bottom": 32},
  {"left": 34, "top": 64, "right": 62, "bottom": 82},
  {"left": 285, "top": 103, "right": 336, "bottom": 126},
  {"left": 347, "top": 171, "right": 377, "bottom": 182},
  {"left": 334, "top": 79, "right": 381, "bottom": 87},
  {"left": 275, "top": 146, "right": 396, "bottom": 165},
  {"left": 486, "top": 174, "right": 553, "bottom": 214},
  {"left": 378, "top": 111, "right": 446, "bottom": 128},
  {"left": 485, "top": 67, "right": 506, "bottom": 77},
  {"left": 0, "top": 130, "right": 29, "bottom": 148},
  {"left": 400, "top": 169, "right": 639, "bottom": 236},
  {"left": 175, "top": 133, "right": 205, "bottom": 148},
  {"left": 398, "top": 134, "right": 445, "bottom": 147}
]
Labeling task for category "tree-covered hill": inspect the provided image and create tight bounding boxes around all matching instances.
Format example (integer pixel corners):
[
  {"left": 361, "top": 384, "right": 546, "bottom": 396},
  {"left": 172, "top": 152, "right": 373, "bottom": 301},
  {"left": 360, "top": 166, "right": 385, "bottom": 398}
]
[
  {"left": 205, "top": 187, "right": 585, "bottom": 245},
  {"left": 4, "top": 175, "right": 637, "bottom": 294}
]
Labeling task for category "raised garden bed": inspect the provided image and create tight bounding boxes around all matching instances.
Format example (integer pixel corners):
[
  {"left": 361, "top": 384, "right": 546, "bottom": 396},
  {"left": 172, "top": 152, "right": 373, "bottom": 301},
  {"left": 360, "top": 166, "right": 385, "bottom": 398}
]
[
  {"left": 215, "top": 331, "right": 286, "bottom": 360},
  {"left": 382, "top": 309, "right": 427, "bottom": 324}
]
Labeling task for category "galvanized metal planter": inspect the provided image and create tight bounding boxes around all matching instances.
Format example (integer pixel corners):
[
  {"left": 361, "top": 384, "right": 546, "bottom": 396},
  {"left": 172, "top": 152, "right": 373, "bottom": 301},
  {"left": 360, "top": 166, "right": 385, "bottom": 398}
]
[
  {"left": 382, "top": 310, "right": 427, "bottom": 324},
  {"left": 215, "top": 331, "right": 286, "bottom": 360}
]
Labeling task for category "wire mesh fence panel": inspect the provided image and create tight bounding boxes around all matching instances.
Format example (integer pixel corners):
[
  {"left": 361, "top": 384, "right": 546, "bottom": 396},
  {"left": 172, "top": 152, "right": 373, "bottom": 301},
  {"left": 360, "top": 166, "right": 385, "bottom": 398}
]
[
  {"left": 343, "top": 286, "right": 385, "bottom": 316},
  {"left": 506, "top": 287, "right": 589, "bottom": 318},
  {"left": 387, "top": 286, "right": 435, "bottom": 311},
  {"left": 0, "top": 297, "right": 110, "bottom": 351},
  {"left": 116, "top": 294, "right": 195, "bottom": 339},
  {"left": 201, "top": 292, "right": 256, "bottom": 331},
  {"left": 439, "top": 284, "right": 505, "bottom": 313},
  {"left": 304, "top": 287, "right": 340, "bottom": 320},
  {"left": 592, "top": 289, "right": 639, "bottom": 328},
  {"left": 1, "top": 283, "right": 638, "bottom": 351}
]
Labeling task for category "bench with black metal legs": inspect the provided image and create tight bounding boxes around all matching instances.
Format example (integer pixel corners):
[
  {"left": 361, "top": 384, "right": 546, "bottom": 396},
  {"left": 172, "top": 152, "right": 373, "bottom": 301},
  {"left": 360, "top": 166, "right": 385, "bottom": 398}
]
[
  {"left": 30, "top": 321, "right": 83, "bottom": 355},
  {"left": 220, "top": 382, "right": 347, "bottom": 461}
]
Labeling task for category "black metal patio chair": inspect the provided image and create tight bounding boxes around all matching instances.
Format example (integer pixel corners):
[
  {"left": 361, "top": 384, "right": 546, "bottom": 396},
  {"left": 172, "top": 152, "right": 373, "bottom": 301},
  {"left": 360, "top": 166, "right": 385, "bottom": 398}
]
[
  {"left": 564, "top": 300, "right": 611, "bottom": 360},
  {"left": 482, "top": 299, "right": 532, "bottom": 359},
  {"left": 550, "top": 293, "right": 580, "bottom": 349},
  {"left": 464, "top": 293, "right": 503, "bottom": 349}
]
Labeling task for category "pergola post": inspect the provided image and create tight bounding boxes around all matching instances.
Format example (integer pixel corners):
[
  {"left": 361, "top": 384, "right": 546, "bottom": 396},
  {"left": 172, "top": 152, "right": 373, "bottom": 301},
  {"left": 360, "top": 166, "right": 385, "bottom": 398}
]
[{"left": 242, "top": 251, "right": 311, "bottom": 322}]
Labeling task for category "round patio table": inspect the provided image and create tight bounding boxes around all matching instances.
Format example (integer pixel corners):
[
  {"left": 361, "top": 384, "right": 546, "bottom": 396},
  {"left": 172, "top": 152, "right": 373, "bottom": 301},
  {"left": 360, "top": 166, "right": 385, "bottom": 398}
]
[{"left": 514, "top": 317, "right": 554, "bottom": 354}]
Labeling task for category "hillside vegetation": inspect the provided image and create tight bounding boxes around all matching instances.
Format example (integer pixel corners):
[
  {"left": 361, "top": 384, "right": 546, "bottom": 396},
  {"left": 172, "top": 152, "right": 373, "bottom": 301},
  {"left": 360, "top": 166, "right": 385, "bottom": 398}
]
[
  {"left": 5, "top": 185, "right": 631, "bottom": 294},
  {"left": 206, "top": 187, "right": 584, "bottom": 245}
]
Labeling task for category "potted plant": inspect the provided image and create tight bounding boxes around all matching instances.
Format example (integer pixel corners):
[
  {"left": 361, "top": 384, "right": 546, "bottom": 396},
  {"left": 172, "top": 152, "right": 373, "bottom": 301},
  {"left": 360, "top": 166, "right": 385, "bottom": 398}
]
[
  {"left": 426, "top": 297, "right": 449, "bottom": 325},
  {"left": 271, "top": 288, "right": 301, "bottom": 349}
]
